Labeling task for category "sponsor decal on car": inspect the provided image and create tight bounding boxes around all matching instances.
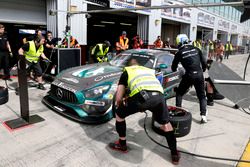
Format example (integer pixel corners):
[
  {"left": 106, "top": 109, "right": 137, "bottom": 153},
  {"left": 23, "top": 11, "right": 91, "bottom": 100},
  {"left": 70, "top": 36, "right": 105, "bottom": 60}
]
[
  {"left": 62, "top": 77, "right": 79, "bottom": 83},
  {"left": 165, "top": 76, "right": 179, "bottom": 83},
  {"left": 84, "top": 100, "right": 105, "bottom": 106},
  {"left": 94, "top": 72, "right": 122, "bottom": 82},
  {"left": 52, "top": 81, "right": 78, "bottom": 93}
]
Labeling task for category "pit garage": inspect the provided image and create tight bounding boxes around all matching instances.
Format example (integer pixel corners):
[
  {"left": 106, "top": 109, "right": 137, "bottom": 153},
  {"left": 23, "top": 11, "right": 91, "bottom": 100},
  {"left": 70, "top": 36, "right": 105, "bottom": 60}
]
[
  {"left": 217, "top": 30, "right": 229, "bottom": 44},
  {"left": 87, "top": 4, "right": 138, "bottom": 50},
  {"left": 196, "top": 26, "right": 213, "bottom": 42},
  {"left": 161, "top": 19, "right": 190, "bottom": 48},
  {"left": 0, "top": 0, "right": 47, "bottom": 65}
]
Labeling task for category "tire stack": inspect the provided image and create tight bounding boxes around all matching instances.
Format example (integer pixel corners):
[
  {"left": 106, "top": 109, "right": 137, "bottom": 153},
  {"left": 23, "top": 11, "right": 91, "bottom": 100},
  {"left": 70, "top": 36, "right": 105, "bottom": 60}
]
[
  {"left": 152, "top": 106, "right": 192, "bottom": 138},
  {"left": 0, "top": 86, "right": 8, "bottom": 105}
]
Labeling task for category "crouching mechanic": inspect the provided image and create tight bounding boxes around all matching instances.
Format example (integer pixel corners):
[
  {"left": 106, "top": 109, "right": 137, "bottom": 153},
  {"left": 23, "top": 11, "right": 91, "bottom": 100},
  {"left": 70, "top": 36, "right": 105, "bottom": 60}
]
[
  {"left": 18, "top": 35, "right": 50, "bottom": 90},
  {"left": 172, "top": 34, "right": 208, "bottom": 123},
  {"left": 109, "top": 57, "right": 180, "bottom": 165},
  {"left": 91, "top": 41, "right": 111, "bottom": 63}
]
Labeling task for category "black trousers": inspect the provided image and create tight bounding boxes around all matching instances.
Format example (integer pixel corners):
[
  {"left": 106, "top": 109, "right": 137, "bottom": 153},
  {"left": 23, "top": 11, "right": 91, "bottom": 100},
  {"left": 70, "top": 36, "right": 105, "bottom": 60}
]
[
  {"left": 115, "top": 91, "right": 170, "bottom": 124},
  {"left": 176, "top": 72, "right": 207, "bottom": 116},
  {"left": 0, "top": 51, "right": 10, "bottom": 77},
  {"left": 224, "top": 51, "right": 231, "bottom": 59}
]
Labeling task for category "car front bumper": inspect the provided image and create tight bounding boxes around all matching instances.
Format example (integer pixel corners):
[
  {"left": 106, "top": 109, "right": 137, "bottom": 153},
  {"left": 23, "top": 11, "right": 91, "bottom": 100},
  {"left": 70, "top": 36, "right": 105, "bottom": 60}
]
[{"left": 42, "top": 95, "right": 114, "bottom": 124}]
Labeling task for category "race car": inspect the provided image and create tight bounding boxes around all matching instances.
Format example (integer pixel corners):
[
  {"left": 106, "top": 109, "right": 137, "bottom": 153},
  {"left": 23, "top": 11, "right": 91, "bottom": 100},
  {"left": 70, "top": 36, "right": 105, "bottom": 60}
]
[{"left": 42, "top": 49, "right": 184, "bottom": 124}]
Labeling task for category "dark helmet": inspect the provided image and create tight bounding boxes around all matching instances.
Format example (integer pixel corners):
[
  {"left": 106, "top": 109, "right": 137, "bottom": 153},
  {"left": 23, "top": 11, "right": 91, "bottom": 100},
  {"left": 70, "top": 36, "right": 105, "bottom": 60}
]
[{"left": 104, "top": 40, "right": 111, "bottom": 47}]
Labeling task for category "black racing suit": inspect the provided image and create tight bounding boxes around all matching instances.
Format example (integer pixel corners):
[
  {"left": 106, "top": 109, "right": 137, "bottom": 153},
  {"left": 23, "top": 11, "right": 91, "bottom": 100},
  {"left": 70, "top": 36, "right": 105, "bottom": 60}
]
[
  {"left": 0, "top": 34, "right": 10, "bottom": 78},
  {"left": 172, "top": 44, "right": 207, "bottom": 116}
]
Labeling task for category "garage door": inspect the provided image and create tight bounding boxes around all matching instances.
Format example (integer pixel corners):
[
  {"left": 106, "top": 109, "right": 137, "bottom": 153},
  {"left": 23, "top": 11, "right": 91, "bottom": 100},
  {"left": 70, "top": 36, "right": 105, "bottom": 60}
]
[{"left": 0, "top": 0, "right": 46, "bottom": 25}]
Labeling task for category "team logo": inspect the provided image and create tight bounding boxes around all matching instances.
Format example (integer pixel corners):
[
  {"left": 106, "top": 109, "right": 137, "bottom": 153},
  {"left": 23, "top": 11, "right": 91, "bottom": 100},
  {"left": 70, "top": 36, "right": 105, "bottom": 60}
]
[{"left": 56, "top": 88, "right": 63, "bottom": 99}]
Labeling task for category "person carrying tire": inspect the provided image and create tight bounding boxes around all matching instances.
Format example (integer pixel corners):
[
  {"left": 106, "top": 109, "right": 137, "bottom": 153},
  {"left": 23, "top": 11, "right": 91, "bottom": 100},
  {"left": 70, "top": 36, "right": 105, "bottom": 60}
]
[
  {"left": 109, "top": 57, "right": 180, "bottom": 165},
  {"left": 171, "top": 34, "right": 208, "bottom": 124}
]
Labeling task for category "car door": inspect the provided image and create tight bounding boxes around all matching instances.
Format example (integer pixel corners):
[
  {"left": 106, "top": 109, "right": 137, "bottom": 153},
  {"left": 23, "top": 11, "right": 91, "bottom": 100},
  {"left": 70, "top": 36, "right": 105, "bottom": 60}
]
[{"left": 155, "top": 54, "right": 181, "bottom": 95}]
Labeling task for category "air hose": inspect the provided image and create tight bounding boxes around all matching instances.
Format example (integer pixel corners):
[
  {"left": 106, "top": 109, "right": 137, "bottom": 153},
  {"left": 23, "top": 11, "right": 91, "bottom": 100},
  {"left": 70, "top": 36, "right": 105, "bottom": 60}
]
[{"left": 143, "top": 111, "right": 250, "bottom": 163}]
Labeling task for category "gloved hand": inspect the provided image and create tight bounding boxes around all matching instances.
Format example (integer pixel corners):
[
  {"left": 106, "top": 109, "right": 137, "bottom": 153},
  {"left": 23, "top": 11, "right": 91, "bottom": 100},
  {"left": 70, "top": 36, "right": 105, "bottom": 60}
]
[
  {"left": 9, "top": 52, "right": 13, "bottom": 58},
  {"left": 44, "top": 58, "right": 52, "bottom": 63},
  {"left": 97, "top": 57, "right": 103, "bottom": 63}
]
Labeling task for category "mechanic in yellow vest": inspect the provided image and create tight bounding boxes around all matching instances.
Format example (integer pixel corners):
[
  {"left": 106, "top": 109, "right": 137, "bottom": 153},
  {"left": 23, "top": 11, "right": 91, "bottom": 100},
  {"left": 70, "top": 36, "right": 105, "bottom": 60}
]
[
  {"left": 193, "top": 40, "right": 202, "bottom": 50},
  {"left": 91, "top": 41, "right": 111, "bottom": 63},
  {"left": 109, "top": 57, "right": 180, "bottom": 165},
  {"left": 224, "top": 41, "right": 233, "bottom": 59},
  {"left": 208, "top": 40, "right": 214, "bottom": 59},
  {"left": 18, "top": 35, "right": 50, "bottom": 90}
]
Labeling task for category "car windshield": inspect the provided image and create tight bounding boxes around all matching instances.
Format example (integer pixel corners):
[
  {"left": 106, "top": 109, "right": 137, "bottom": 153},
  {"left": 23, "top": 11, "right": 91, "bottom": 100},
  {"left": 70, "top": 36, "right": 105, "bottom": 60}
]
[{"left": 110, "top": 52, "right": 155, "bottom": 68}]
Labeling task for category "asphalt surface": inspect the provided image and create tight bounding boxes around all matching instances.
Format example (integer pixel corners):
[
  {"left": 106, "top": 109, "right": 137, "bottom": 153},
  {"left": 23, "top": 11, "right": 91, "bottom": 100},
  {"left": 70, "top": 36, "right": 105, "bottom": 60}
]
[{"left": 0, "top": 53, "right": 249, "bottom": 167}]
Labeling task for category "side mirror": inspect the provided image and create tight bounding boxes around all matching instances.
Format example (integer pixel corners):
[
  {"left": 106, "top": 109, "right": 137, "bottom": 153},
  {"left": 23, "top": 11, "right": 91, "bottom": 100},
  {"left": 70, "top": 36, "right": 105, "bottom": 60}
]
[{"left": 159, "top": 63, "right": 168, "bottom": 69}]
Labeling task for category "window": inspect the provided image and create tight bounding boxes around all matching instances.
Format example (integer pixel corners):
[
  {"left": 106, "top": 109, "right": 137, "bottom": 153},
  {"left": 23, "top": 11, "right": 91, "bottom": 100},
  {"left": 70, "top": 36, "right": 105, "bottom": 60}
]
[{"left": 156, "top": 55, "right": 174, "bottom": 73}]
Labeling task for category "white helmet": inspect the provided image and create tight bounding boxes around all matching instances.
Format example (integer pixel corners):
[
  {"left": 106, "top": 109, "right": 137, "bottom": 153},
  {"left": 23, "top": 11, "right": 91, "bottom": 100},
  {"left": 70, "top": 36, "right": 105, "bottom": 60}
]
[{"left": 176, "top": 34, "right": 189, "bottom": 46}]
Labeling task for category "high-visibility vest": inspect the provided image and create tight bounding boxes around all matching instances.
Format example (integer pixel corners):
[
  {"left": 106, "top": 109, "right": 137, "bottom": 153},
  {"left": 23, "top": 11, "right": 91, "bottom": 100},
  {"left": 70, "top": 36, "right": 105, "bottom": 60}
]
[
  {"left": 116, "top": 36, "right": 129, "bottom": 51},
  {"left": 225, "top": 44, "right": 233, "bottom": 51},
  {"left": 24, "top": 41, "right": 44, "bottom": 63},
  {"left": 91, "top": 44, "right": 109, "bottom": 62},
  {"left": 125, "top": 66, "right": 163, "bottom": 97},
  {"left": 193, "top": 41, "right": 202, "bottom": 49},
  {"left": 209, "top": 41, "right": 214, "bottom": 50}
]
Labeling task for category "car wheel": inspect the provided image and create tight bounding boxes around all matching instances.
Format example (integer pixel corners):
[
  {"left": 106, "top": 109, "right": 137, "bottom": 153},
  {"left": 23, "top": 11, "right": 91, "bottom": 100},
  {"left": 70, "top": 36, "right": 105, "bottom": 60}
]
[
  {"left": 0, "top": 86, "right": 9, "bottom": 105},
  {"left": 151, "top": 106, "right": 192, "bottom": 138}
]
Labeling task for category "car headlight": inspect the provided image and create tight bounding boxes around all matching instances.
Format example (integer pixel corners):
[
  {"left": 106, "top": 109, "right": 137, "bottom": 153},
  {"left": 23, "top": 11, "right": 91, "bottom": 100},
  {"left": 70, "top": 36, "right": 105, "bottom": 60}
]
[{"left": 85, "top": 85, "right": 110, "bottom": 98}]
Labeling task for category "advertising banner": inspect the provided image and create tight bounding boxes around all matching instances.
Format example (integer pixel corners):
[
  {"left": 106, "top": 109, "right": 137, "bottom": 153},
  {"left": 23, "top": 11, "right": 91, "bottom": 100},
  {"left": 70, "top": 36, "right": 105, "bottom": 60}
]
[
  {"left": 218, "top": 19, "right": 230, "bottom": 31},
  {"left": 110, "top": 0, "right": 151, "bottom": 9},
  {"left": 87, "top": 0, "right": 109, "bottom": 7},
  {"left": 197, "top": 12, "right": 215, "bottom": 28},
  {"left": 161, "top": 0, "right": 191, "bottom": 22}
]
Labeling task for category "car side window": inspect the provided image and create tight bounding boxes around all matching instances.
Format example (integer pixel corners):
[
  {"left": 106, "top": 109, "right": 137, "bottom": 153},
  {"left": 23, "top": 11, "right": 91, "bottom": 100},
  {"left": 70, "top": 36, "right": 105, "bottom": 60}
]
[{"left": 156, "top": 55, "right": 173, "bottom": 69}]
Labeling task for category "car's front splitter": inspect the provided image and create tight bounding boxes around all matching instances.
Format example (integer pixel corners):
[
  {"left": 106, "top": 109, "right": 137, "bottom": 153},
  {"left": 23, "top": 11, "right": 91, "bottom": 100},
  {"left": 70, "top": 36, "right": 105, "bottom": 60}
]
[{"left": 42, "top": 95, "right": 113, "bottom": 124}]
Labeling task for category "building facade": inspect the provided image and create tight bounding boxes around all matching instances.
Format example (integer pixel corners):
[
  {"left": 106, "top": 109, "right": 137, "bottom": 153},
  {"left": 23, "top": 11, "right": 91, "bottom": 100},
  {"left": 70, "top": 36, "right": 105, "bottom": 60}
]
[{"left": 0, "top": 0, "right": 249, "bottom": 63}]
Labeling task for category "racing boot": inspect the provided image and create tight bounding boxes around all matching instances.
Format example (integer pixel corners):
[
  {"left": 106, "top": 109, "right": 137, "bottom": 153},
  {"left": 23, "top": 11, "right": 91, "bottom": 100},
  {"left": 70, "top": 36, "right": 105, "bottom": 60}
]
[
  {"left": 109, "top": 139, "right": 128, "bottom": 153},
  {"left": 207, "top": 93, "right": 214, "bottom": 106},
  {"left": 171, "top": 151, "right": 181, "bottom": 165}
]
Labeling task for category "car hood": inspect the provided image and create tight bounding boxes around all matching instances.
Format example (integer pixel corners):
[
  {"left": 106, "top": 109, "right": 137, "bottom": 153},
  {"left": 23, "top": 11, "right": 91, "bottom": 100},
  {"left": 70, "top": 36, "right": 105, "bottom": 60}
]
[{"left": 52, "top": 63, "right": 123, "bottom": 91}]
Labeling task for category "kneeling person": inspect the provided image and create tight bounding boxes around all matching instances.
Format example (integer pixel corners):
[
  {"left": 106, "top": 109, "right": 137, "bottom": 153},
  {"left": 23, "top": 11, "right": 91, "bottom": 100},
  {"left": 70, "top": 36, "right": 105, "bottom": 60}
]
[
  {"left": 18, "top": 35, "right": 49, "bottom": 90},
  {"left": 109, "top": 58, "right": 180, "bottom": 165}
]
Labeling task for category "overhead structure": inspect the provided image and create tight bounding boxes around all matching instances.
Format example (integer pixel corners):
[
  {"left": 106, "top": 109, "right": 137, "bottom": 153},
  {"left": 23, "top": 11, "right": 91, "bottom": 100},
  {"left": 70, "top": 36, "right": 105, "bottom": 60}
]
[{"left": 50, "top": 1, "right": 249, "bottom": 23}]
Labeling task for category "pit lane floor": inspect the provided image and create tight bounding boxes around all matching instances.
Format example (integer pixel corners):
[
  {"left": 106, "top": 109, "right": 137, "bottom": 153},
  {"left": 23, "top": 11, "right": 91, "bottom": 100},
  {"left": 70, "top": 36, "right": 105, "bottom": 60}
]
[{"left": 0, "top": 54, "right": 249, "bottom": 167}]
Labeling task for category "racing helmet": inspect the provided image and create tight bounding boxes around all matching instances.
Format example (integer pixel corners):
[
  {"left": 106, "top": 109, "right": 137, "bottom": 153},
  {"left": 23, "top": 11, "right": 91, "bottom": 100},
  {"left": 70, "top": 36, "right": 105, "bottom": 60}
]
[
  {"left": 104, "top": 40, "right": 111, "bottom": 47},
  {"left": 176, "top": 34, "right": 189, "bottom": 46}
]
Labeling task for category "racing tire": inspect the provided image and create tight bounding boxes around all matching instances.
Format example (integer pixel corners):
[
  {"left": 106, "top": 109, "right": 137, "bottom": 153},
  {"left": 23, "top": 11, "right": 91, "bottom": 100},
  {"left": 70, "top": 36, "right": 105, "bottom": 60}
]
[
  {"left": 0, "top": 86, "right": 9, "bottom": 105},
  {"left": 152, "top": 106, "right": 192, "bottom": 138}
]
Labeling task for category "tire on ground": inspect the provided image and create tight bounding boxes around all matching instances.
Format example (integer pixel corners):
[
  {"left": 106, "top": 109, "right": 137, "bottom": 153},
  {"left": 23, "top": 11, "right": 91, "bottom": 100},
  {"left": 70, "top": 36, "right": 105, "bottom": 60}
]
[{"left": 152, "top": 106, "right": 192, "bottom": 138}]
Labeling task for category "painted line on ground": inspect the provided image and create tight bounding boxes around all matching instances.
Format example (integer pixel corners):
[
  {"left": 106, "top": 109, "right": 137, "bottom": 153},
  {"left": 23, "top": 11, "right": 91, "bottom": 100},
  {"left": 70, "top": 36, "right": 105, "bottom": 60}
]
[{"left": 237, "top": 140, "right": 250, "bottom": 167}]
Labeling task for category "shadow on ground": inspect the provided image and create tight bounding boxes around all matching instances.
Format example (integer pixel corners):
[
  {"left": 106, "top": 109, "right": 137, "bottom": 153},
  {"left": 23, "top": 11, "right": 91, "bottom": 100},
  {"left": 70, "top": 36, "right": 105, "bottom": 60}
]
[{"left": 79, "top": 114, "right": 234, "bottom": 167}]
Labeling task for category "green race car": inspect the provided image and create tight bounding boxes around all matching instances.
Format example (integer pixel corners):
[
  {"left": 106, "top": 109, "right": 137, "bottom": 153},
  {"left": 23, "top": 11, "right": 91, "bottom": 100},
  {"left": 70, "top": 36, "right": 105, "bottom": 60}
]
[{"left": 42, "top": 49, "right": 184, "bottom": 124}]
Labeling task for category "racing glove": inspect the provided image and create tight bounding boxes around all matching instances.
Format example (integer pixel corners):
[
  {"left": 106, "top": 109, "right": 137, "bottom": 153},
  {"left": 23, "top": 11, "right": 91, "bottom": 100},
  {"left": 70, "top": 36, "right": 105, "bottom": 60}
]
[
  {"left": 97, "top": 57, "right": 103, "bottom": 63},
  {"left": 9, "top": 52, "right": 13, "bottom": 58}
]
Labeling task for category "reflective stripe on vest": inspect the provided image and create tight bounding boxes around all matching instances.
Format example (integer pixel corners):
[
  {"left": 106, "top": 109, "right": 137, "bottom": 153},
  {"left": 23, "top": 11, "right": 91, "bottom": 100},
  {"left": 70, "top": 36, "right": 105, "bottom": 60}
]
[
  {"left": 24, "top": 41, "right": 44, "bottom": 63},
  {"left": 125, "top": 66, "right": 163, "bottom": 97},
  {"left": 193, "top": 41, "right": 201, "bottom": 49},
  {"left": 94, "top": 44, "right": 109, "bottom": 57},
  {"left": 119, "top": 36, "right": 128, "bottom": 47},
  {"left": 209, "top": 41, "right": 214, "bottom": 50},
  {"left": 225, "top": 44, "right": 233, "bottom": 51}
]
